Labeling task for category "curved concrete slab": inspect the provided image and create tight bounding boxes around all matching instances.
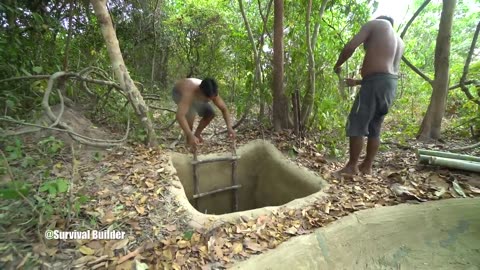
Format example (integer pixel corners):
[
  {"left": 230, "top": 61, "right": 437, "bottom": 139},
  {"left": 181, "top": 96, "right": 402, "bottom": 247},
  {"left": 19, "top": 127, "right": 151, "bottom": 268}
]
[{"left": 233, "top": 198, "right": 480, "bottom": 270}]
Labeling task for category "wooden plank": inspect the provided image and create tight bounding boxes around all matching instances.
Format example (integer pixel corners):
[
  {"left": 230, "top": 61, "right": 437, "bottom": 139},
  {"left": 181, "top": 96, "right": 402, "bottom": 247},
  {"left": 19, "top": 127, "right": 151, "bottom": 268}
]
[
  {"left": 191, "top": 156, "right": 240, "bottom": 165},
  {"left": 193, "top": 184, "right": 242, "bottom": 199},
  {"left": 192, "top": 150, "right": 199, "bottom": 208},
  {"left": 232, "top": 160, "right": 239, "bottom": 211},
  {"left": 231, "top": 141, "right": 239, "bottom": 211}
]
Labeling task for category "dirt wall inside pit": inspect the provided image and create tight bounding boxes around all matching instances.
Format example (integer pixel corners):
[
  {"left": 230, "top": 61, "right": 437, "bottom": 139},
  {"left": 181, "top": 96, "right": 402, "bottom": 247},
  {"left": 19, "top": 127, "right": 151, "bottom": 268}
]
[{"left": 171, "top": 140, "right": 327, "bottom": 214}]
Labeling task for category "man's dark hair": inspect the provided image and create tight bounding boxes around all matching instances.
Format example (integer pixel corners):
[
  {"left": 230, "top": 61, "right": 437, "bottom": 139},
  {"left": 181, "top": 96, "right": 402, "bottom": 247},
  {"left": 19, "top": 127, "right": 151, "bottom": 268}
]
[
  {"left": 199, "top": 78, "right": 218, "bottom": 97},
  {"left": 376, "top": 16, "right": 394, "bottom": 27}
]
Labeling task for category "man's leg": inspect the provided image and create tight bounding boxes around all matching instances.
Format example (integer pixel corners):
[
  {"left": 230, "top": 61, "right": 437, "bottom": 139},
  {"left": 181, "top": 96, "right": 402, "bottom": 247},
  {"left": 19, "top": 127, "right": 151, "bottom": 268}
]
[
  {"left": 359, "top": 137, "right": 380, "bottom": 174},
  {"left": 337, "top": 136, "right": 363, "bottom": 175},
  {"left": 194, "top": 115, "right": 214, "bottom": 142},
  {"left": 359, "top": 75, "right": 396, "bottom": 174},
  {"left": 335, "top": 83, "right": 371, "bottom": 177},
  {"left": 181, "top": 112, "right": 195, "bottom": 144},
  {"left": 193, "top": 103, "right": 215, "bottom": 142},
  {"left": 186, "top": 112, "right": 195, "bottom": 131},
  {"left": 359, "top": 112, "right": 386, "bottom": 174}
]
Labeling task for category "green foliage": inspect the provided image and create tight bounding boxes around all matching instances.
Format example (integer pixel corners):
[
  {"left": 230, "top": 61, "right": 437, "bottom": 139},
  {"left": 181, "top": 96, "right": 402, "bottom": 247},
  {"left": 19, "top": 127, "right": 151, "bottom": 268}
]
[
  {"left": 38, "top": 136, "right": 64, "bottom": 155},
  {"left": 93, "top": 152, "right": 103, "bottom": 162},
  {"left": 1, "top": 0, "right": 478, "bottom": 145},
  {"left": 133, "top": 128, "right": 148, "bottom": 143},
  {"left": 0, "top": 181, "right": 31, "bottom": 200},
  {"left": 183, "top": 230, "right": 194, "bottom": 240},
  {"left": 5, "top": 138, "right": 23, "bottom": 160},
  {"left": 39, "top": 178, "right": 69, "bottom": 196}
]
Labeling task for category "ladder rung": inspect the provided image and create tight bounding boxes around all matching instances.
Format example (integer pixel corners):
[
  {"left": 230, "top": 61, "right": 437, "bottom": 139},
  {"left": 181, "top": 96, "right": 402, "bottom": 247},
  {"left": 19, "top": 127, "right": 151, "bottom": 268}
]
[
  {"left": 191, "top": 156, "right": 240, "bottom": 165},
  {"left": 193, "top": 184, "right": 242, "bottom": 199}
]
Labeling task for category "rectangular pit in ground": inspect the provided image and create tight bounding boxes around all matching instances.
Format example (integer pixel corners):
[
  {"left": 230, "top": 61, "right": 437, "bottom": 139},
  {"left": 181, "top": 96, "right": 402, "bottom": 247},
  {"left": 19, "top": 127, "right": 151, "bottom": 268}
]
[{"left": 171, "top": 140, "right": 327, "bottom": 214}]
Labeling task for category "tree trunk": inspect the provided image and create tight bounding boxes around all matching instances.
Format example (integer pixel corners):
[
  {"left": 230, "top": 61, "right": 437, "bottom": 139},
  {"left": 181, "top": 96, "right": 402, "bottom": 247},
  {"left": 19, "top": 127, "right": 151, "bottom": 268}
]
[
  {"left": 5, "top": 0, "right": 17, "bottom": 30},
  {"left": 272, "top": 0, "right": 289, "bottom": 131},
  {"left": 459, "top": 20, "right": 480, "bottom": 105},
  {"left": 90, "top": 0, "right": 157, "bottom": 146},
  {"left": 300, "top": 0, "right": 328, "bottom": 127},
  {"left": 58, "top": 0, "right": 75, "bottom": 107},
  {"left": 239, "top": 0, "right": 263, "bottom": 115},
  {"left": 159, "top": 49, "right": 169, "bottom": 88},
  {"left": 150, "top": 0, "right": 160, "bottom": 83},
  {"left": 417, "top": 0, "right": 456, "bottom": 140}
]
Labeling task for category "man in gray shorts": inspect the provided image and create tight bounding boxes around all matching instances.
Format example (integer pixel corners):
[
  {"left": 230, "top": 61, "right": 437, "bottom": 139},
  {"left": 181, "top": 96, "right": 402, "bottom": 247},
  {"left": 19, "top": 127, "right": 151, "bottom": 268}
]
[
  {"left": 172, "top": 77, "right": 235, "bottom": 147},
  {"left": 333, "top": 16, "right": 405, "bottom": 176}
]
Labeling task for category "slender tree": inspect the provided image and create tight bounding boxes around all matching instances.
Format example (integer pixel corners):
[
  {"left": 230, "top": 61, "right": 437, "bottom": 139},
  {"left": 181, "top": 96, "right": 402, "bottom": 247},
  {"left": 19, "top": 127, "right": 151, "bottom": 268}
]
[
  {"left": 300, "top": 0, "right": 329, "bottom": 127},
  {"left": 417, "top": 0, "right": 457, "bottom": 140},
  {"left": 272, "top": 0, "right": 289, "bottom": 131},
  {"left": 90, "top": 0, "right": 158, "bottom": 146}
]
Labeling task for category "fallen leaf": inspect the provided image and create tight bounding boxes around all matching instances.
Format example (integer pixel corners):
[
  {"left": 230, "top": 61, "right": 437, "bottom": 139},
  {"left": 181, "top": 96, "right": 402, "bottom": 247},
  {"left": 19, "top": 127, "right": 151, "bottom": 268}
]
[
  {"left": 177, "top": 240, "right": 189, "bottom": 249},
  {"left": 100, "top": 210, "right": 115, "bottom": 225},
  {"left": 79, "top": 245, "right": 95, "bottom": 255},
  {"left": 145, "top": 180, "right": 155, "bottom": 189},
  {"left": 245, "top": 240, "right": 264, "bottom": 252},
  {"left": 434, "top": 187, "right": 447, "bottom": 197},
  {"left": 199, "top": 245, "right": 208, "bottom": 256},
  {"left": 135, "top": 260, "right": 149, "bottom": 270},
  {"left": 165, "top": 224, "right": 176, "bottom": 232},
  {"left": 214, "top": 245, "right": 223, "bottom": 259},
  {"left": 452, "top": 180, "right": 467, "bottom": 198},
  {"left": 135, "top": 205, "right": 145, "bottom": 215},
  {"left": 163, "top": 249, "right": 173, "bottom": 260},
  {"left": 467, "top": 185, "right": 480, "bottom": 194},
  {"left": 285, "top": 227, "right": 298, "bottom": 235},
  {"left": 32, "top": 243, "right": 47, "bottom": 256},
  {"left": 73, "top": 255, "right": 97, "bottom": 266},
  {"left": 116, "top": 260, "right": 134, "bottom": 270},
  {"left": 87, "top": 241, "right": 103, "bottom": 250},
  {"left": 0, "top": 254, "right": 14, "bottom": 263},
  {"left": 139, "top": 196, "right": 148, "bottom": 204},
  {"left": 323, "top": 201, "right": 331, "bottom": 214},
  {"left": 232, "top": 242, "right": 243, "bottom": 254},
  {"left": 112, "top": 239, "right": 129, "bottom": 250},
  {"left": 46, "top": 248, "right": 57, "bottom": 256}
]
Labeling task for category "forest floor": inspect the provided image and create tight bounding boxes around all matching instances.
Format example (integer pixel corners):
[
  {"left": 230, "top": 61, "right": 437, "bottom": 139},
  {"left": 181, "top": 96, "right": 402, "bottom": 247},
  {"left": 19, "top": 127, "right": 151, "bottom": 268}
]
[{"left": 1, "top": 107, "right": 479, "bottom": 269}]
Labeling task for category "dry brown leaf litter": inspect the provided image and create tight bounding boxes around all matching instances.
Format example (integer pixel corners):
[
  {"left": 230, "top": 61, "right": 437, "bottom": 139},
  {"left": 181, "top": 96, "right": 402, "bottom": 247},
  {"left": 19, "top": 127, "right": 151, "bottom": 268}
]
[{"left": 2, "top": 119, "right": 479, "bottom": 269}]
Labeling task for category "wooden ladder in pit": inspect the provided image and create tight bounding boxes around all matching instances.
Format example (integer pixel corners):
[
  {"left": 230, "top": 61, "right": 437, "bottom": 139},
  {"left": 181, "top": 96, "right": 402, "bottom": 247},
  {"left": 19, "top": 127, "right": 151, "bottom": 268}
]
[{"left": 191, "top": 141, "right": 241, "bottom": 212}]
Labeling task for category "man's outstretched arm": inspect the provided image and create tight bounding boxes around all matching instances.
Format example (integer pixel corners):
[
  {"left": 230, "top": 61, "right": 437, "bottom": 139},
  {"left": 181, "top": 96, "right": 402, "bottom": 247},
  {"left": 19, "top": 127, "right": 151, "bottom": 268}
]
[
  {"left": 334, "top": 22, "right": 372, "bottom": 73},
  {"left": 176, "top": 94, "right": 198, "bottom": 145},
  {"left": 212, "top": 96, "right": 236, "bottom": 138}
]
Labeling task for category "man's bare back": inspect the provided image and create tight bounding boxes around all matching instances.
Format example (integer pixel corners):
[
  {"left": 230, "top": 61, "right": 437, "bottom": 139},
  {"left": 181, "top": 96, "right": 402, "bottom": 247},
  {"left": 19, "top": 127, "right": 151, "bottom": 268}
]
[
  {"left": 361, "top": 20, "right": 404, "bottom": 77},
  {"left": 174, "top": 78, "right": 208, "bottom": 102},
  {"left": 334, "top": 18, "right": 405, "bottom": 78}
]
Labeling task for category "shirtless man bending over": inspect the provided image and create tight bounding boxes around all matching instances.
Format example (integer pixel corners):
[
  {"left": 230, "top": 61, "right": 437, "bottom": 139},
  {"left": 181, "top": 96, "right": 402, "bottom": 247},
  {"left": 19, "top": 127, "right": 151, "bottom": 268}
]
[
  {"left": 333, "top": 16, "right": 405, "bottom": 176},
  {"left": 172, "top": 78, "right": 235, "bottom": 147}
]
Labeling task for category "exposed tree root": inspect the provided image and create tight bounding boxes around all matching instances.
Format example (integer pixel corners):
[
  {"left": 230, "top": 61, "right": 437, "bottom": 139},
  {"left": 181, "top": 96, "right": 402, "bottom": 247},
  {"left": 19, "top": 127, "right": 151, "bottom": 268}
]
[{"left": 1, "top": 70, "right": 131, "bottom": 147}]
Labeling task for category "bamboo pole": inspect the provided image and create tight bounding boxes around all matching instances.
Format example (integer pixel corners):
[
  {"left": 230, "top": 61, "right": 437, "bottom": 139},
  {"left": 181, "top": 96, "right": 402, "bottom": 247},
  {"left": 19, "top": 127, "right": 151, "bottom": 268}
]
[
  {"left": 417, "top": 149, "right": 480, "bottom": 162},
  {"left": 418, "top": 155, "right": 480, "bottom": 173}
]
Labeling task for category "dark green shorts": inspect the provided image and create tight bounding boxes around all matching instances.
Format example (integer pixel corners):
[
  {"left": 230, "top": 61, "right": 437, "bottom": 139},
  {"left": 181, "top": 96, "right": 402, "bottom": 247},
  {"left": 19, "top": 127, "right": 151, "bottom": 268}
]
[
  {"left": 346, "top": 73, "right": 398, "bottom": 138},
  {"left": 172, "top": 87, "right": 215, "bottom": 118}
]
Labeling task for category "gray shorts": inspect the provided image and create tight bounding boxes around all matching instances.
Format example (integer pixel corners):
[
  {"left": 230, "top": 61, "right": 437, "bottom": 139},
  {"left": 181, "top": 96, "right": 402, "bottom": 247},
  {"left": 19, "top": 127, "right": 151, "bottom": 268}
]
[
  {"left": 172, "top": 87, "right": 215, "bottom": 118},
  {"left": 346, "top": 73, "right": 398, "bottom": 138}
]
